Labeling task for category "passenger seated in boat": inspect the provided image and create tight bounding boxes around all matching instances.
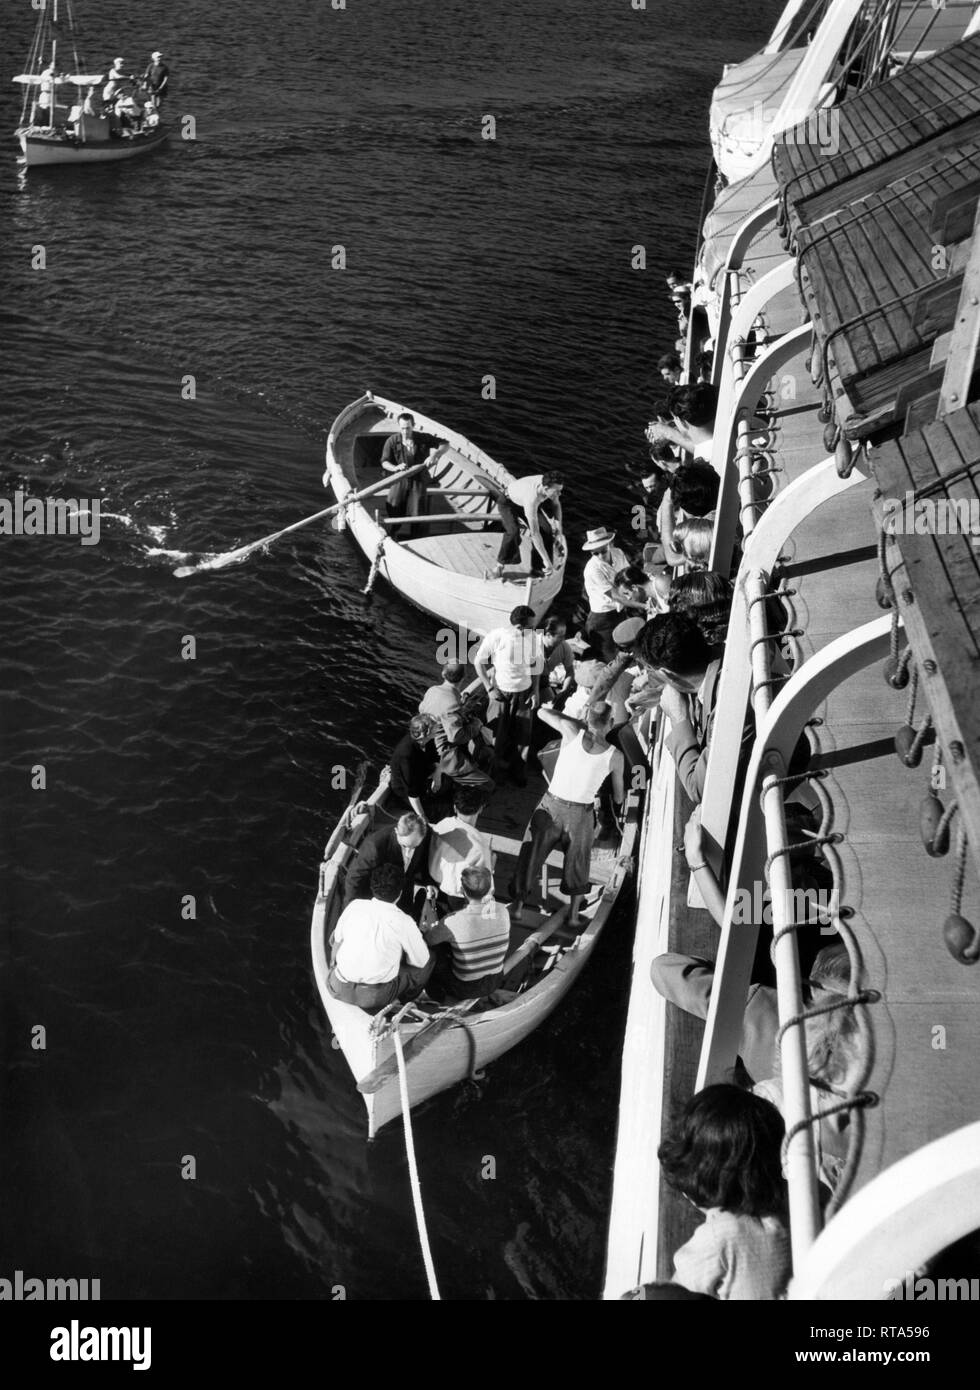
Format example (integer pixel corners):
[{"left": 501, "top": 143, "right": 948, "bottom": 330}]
[
  {"left": 483, "top": 471, "right": 564, "bottom": 580},
  {"left": 638, "top": 612, "right": 726, "bottom": 804},
  {"left": 343, "top": 810, "right": 433, "bottom": 920},
  {"left": 327, "top": 863, "right": 434, "bottom": 1012},
  {"left": 474, "top": 605, "right": 544, "bottom": 787},
  {"left": 388, "top": 714, "right": 440, "bottom": 819},
  {"left": 511, "top": 700, "right": 624, "bottom": 926},
  {"left": 658, "top": 1084, "right": 790, "bottom": 1300},
  {"left": 645, "top": 382, "right": 717, "bottom": 470},
  {"left": 82, "top": 85, "right": 103, "bottom": 117},
  {"left": 420, "top": 662, "right": 495, "bottom": 795},
  {"left": 380, "top": 412, "right": 434, "bottom": 540},
  {"left": 426, "top": 865, "right": 511, "bottom": 1001},
  {"left": 115, "top": 93, "right": 142, "bottom": 130},
  {"left": 428, "top": 785, "right": 493, "bottom": 910}
]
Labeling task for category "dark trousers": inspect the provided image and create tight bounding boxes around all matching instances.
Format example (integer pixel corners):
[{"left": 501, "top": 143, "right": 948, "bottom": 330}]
[
  {"left": 584, "top": 610, "right": 621, "bottom": 662},
  {"left": 489, "top": 686, "right": 532, "bottom": 784},
  {"left": 327, "top": 955, "right": 435, "bottom": 1013}
]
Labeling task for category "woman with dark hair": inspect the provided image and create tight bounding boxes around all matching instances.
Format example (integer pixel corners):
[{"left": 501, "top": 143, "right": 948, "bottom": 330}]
[
  {"left": 669, "top": 570, "right": 733, "bottom": 651},
  {"left": 658, "top": 1084, "right": 791, "bottom": 1300}
]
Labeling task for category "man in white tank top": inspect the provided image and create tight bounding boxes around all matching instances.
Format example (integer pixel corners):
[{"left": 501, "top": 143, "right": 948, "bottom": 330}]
[{"left": 510, "top": 701, "right": 624, "bottom": 926}]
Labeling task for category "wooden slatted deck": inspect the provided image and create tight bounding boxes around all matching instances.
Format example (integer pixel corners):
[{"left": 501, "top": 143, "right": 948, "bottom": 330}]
[
  {"left": 773, "top": 32, "right": 980, "bottom": 215},
  {"left": 793, "top": 143, "right": 980, "bottom": 436}
]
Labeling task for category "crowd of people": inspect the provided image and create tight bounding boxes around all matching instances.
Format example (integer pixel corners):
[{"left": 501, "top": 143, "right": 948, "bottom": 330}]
[
  {"left": 33, "top": 50, "right": 169, "bottom": 137},
  {"left": 330, "top": 270, "right": 861, "bottom": 1299}
]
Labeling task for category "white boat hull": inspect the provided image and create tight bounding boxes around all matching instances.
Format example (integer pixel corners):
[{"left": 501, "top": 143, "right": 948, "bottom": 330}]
[
  {"left": 17, "top": 125, "right": 167, "bottom": 167},
  {"left": 325, "top": 392, "right": 566, "bottom": 636}
]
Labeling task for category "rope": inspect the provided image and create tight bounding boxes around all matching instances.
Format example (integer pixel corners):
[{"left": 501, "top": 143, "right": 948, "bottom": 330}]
[
  {"left": 362, "top": 536, "right": 385, "bottom": 595},
  {"left": 393, "top": 1029, "right": 441, "bottom": 1300},
  {"left": 951, "top": 823, "right": 969, "bottom": 916}
]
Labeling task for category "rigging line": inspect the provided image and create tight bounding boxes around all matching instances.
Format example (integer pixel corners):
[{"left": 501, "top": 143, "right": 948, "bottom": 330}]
[
  {"left": 393, "top": 1029, "right": 441, "bottom": 1301},
  {"left": 713, "top": 0, "right": 835, "bottom": 104}
]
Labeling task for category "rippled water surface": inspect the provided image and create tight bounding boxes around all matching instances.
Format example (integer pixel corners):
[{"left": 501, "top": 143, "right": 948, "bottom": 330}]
[{"left": 1, "top": 0, "right": 779, "bottom": 1298}]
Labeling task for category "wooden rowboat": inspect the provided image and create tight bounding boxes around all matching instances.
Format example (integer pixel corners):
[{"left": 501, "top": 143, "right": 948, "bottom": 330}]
[
  {"left": 323, "top": 392, "right": 566, "bottom": 636},
  {"left": 310, "top": 760, "right": 640, "bottom": 1139}
]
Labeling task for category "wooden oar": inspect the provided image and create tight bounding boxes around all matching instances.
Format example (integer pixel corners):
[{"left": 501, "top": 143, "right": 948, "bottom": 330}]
[
  {"left": 172, "top": 463, "right": 430, "bottom": 578},
  {"left": 356, "top": 903, "right": 570, "bottom": 1095},
  {"left": 320, "top": 759, "right": 370, "bottom": 862}
]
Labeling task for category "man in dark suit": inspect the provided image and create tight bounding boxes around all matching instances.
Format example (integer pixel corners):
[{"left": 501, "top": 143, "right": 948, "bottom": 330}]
[
  {"left": 343, "top": 811, "right": 434, "bottom": 919},
  {"left": 380, "top": 413, "right": 437, "bottom": 539}
]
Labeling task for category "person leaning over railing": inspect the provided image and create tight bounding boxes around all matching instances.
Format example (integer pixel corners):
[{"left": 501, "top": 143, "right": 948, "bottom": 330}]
[{"left": 637, "top": 612, "right": 728, "bottom": 804}]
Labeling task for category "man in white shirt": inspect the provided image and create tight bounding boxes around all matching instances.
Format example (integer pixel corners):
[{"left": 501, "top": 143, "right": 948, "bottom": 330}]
[
  {"left": 582, "top": 528, "right": 644, "bottom": 661},
  {"left": 482, "top": 471, "right": 564, "bottom": 579},
  {"left": 428, "top": 785, "right": 493, "bottom": 906},
  {"left": 327, "top": 863, "right": 433, "bottom": 1011},
  {"left": 474, "top": 604, "right": 544, "bottom": 785}
]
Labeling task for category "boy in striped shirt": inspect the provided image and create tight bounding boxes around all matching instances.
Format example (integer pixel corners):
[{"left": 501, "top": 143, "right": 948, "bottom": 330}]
[{"left": 427, "top": 865, "right": 511, "bottom": 1000}]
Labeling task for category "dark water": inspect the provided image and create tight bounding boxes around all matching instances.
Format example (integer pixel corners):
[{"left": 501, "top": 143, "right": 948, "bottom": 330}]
[{"left": 1, "top": 0, "right": 778, "bottom": 1299}]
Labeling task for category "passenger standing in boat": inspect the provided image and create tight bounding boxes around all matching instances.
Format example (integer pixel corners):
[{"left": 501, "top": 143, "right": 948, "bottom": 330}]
[
  {"left": 426, "top": 865, "right": 511, "bottom": 1001},
  {"left": 484, "top": 472, "right": 564, "bottom": 580},
  {"left": 35, "top": 66, "right": 60, "bottom": 124},
  {"left": 327, "top": 864, "right": 434, "bottom": 1011},
  {"left": 381, "top": 413, "right": 434, "bottom": 540},
  {"left": 142, "top": 51, "right": 169, "bottom": 107},
  {"left": 658, "top": 1085, "right": 791, "bottom": 1300},
  {"left": 511, "top": 700, "right": 624, "bottom": 927},
  {"left": 342, "top": 810, "right": 433, "bottom": 920},
  {"left": 581, "top": 528, "right": 644, "bottom": 661},
  {"left": 103, "top": 58, "right": 133, "bottom": 106},
  {"left": 474, "top": 604, "right": 544, "bottom": 785},
  {"left": 427, "top": 785, "right": 493, "bottom": 909}
]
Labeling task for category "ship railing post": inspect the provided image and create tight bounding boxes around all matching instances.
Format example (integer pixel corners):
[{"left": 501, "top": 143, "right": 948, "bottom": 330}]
[{"left": 697, "top": 456, "right": 868, "bottom": 899}]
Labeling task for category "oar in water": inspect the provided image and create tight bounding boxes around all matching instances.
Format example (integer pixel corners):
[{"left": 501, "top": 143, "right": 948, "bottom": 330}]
[
  {"left": 172, "top": 462, "right": 432, "bottom": 579},
  {"left": 356, "top": 903, "right": 570, "bottom": 1095}
]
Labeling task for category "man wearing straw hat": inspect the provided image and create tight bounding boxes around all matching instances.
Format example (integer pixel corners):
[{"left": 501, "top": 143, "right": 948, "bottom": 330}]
[{"left": 581, "top": 527, "right": 644, "bottom": 662}]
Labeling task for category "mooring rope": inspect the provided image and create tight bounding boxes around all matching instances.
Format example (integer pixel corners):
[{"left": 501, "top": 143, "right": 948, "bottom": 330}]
[{"left": 393, "top": 1029, "right": 441, "bottom": 1300}]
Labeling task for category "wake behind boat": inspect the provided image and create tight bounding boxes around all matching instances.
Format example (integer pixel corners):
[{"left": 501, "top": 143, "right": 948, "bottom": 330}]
[
  {"left": 14, "top": 0, "right": 168, "bottom": 168},
  {"left": 324, "top": 392, "right": 567, "bottom": 636}
]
